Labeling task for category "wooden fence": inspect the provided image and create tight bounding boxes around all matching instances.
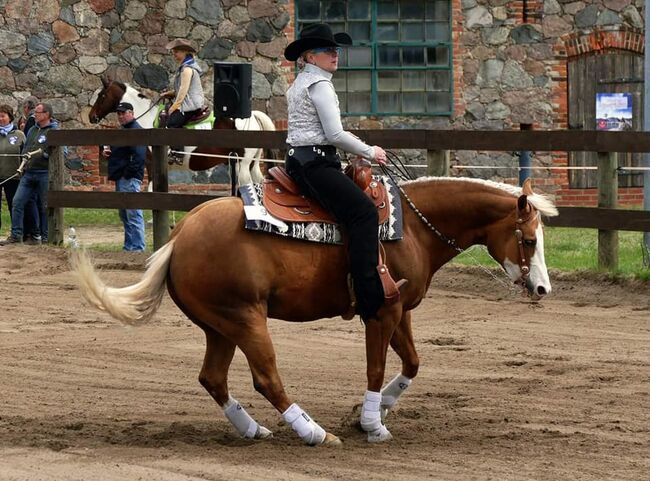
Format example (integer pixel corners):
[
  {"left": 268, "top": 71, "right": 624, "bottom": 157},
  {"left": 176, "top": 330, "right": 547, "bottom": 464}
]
[{"left": 46, "top": 129, "right": 650, "bottom": 270}]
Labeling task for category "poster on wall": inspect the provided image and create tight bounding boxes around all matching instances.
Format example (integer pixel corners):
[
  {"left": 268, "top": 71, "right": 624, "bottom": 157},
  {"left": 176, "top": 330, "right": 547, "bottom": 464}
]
[{"left": 596, "top": 93, "right": 633, "bottom": 131}]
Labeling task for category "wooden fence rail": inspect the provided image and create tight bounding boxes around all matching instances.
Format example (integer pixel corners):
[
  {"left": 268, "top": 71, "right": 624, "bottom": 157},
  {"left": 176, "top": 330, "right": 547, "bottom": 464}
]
[{"left": 46, "top": 129, "right": 650, "bottom": 269}]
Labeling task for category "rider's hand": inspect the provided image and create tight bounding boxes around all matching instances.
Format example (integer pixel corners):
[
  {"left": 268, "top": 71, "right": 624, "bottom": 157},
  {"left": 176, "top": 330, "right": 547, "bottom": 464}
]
[{"left": 373, "top": 146, "right": 387, "bottom": 166}]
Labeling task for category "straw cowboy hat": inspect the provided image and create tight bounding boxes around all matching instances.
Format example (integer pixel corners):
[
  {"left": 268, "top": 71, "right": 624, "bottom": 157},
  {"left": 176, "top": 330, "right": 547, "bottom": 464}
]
[
  {"left": 284, "top": 23, "right": 352, "bottom": 61},
  {"left": 166, "top": 38, "right": 197, "bottom": 53}
]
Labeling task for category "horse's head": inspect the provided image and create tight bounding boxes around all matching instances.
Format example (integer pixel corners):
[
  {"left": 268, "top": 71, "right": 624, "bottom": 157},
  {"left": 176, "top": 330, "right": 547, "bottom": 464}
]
[
  {"left": 487, "top": 179, "right": 557, "bottom": 300},
  {"left": 88, "top": 77, "right": 126, "bottom": 124}
]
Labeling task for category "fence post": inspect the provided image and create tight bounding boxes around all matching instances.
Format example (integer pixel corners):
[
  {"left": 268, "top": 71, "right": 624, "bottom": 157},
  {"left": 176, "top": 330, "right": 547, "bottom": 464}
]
[
  {"left": 47, "top": 146, "right": 65, "bottom": 245},
  {"left": 597, "top": 151, "right": 618, "bottom": 270},
  {"left": 151, "top": 146, "right": 169, "bottom": 250},
  {"left": 426, "top": 149, "right": 449, "bottom": 176}
]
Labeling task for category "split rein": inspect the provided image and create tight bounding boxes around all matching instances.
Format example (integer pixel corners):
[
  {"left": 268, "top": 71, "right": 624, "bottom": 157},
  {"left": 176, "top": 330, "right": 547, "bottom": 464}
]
[{"left": 379, "top": 151, "right": 530, "bottom": 296}]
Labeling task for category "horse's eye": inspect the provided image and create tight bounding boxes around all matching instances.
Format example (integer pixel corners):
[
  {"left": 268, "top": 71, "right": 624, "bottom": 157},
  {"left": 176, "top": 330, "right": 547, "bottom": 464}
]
[{"left": 524, "top": 239, "right": 537, "bottom": 248}]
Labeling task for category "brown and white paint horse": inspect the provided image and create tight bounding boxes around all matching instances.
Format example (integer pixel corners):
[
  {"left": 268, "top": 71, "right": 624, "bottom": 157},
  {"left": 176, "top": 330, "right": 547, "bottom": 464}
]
[
  {"left": 88, "top": 79, "right": 275, "bottom": 185},
  {"left": 72, "top": 177, "right": 557, "bottom": 445}
]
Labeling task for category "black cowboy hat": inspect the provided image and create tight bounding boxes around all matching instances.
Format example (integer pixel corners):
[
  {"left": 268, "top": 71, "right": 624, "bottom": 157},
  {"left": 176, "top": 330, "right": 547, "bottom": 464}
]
[{"left": 284, "top": 23, "right": 352, "bottom": 61}]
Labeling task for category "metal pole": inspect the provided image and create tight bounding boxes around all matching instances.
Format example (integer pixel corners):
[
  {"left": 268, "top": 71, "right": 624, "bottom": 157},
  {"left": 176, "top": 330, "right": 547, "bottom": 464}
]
[
  {"left": 641, "top": 5, "right": 650, "bottom": 266},
  {"left": 518, "top": 123, "right": 533, "bottom": 185}
]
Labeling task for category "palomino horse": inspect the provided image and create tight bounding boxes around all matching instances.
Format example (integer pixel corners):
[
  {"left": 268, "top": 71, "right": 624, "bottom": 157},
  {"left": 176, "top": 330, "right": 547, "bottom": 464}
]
[
  {"left": 88, "top": 79, "right": 276, "bottom": 185},
  {"left": 72, "top": 177, "right": 557, "bottom": 445}
]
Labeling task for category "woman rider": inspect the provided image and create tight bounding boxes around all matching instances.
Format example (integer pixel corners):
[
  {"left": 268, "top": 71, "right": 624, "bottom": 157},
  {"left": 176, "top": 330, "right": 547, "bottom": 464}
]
[{"left": 283, "top": 23, "right": 405, "bottom": 325}]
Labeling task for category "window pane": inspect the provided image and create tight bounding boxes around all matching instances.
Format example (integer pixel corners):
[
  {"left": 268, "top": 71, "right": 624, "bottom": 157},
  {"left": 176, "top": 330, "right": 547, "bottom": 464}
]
[
  {"left": 403, "top": 47, "right": 425, "bottom": 66},
  {"left": 427, "top": 91, "right": 450, "bottom": 112},
  {"left": 427, "top": 1, "right": 450, "bottom": 21},
  {"left": 348, "top": 92, "right": 371, "bottom": 112},
  {"left": 426, "top": 22, "right": 449, "bottom": 42},
  {"left": 332, "top": 71, "right": 346, "bottom": 90},
  {"left": 377, "top": 22, "right": 399, "bottom": 41},
  {"left": 297, "top": 0, "right": 320, "bottom": 20},
  {"left": 427, "top": 46, "right": 449, "bottom": 66},
  {"left": 401, "top": 0, "right": 425, "bottom": 20},
  {"left": 347, "top": 70, "right": 371, "bottom": 91},
  {"left": 378, "top": 71, "right": 400, "bottom": 91},
  {"left": 401, "top": 22, "right": 424, "bottom": 41},
  {"left": 402, "top": 70, "right": 425, "bottom": 91},
  {"left": 348, "top": 47, "right": 372, "bottom": 67},
  {"left": 348, "top": 0, "right": 370, "bottom": 20},
  {"left": 378, "top": 46, "right": 401, "bottom": 66},
  {"left": 379, "top": 92, "right": 401, "bottom": 112},
  {"left": 349, "top": 22, "right": 370, "bottom": 42},
  {"left": 378, "top": 0, "right": 398, "bottom": 19},
  {"left": 329, "top": 22, "right": 346, "bottom": 34},
  {"left": 323, "top": 1, "right": 345, "bottom": 20},
  {"left": 403, "top": 92, "right": 426, "bottom": 113},
  {"left": 426, "top": 70, "right": 450, "bottom": 91}
]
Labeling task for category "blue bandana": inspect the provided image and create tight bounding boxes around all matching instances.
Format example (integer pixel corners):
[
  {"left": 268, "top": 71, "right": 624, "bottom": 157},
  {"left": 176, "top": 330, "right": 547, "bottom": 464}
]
[{"left": 0, "top": 122, "right": 14, "bottom": 137}]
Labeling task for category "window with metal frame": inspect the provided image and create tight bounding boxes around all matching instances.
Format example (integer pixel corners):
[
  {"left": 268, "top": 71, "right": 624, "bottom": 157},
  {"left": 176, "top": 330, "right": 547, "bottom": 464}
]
[{"left": 295, "top": 0, "right": 452, "bottom": 116}]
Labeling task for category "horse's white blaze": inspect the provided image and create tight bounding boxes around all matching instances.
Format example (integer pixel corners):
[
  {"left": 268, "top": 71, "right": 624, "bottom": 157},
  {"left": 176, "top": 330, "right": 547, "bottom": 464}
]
[{"left": 503, "top": 221, "right": 551, "bottom": 297}]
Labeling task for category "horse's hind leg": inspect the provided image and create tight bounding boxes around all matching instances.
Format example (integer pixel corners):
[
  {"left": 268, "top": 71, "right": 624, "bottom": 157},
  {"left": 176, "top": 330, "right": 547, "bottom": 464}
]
[
  {"left": 235, "top": 320, "right": 341, "bottom": 446},
  {"left": 381, "top": 310, "right": 418, "bottom": 421},
  {"left": 199, "top": 328, "right": 272, "bottom": 439}
]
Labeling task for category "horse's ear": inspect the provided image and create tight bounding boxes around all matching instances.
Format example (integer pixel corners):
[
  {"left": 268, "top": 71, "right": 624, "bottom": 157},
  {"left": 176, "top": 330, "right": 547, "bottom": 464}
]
[
  {"left": 521, "top": 177, "right": 533, "bottom": 196},
  {"left": 517, "top": 194, "right": 529, "bottom": 212}
]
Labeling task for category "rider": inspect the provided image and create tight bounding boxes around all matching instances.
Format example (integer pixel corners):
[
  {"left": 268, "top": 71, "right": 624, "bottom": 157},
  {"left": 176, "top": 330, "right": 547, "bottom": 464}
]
[
  {"left": 283, "top": 23, "right": 405, "bottom": 324},
  {"left": 162, "top": 38, "right": 206, "bottom": 163}
]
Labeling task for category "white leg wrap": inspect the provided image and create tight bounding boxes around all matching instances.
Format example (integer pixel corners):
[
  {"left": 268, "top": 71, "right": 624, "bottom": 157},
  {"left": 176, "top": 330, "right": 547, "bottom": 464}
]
[
  {"left": 360, "top": 390, "right": 393, "bottom": 443},
  {"left": 223, "top": 396, "right": 271, "bottom": 439},
  {"left": 380, "top": 374, "right": 412, "bottom": 421},
  {"left": 282, "top": 403, "right": 326, "bottom": 445}
]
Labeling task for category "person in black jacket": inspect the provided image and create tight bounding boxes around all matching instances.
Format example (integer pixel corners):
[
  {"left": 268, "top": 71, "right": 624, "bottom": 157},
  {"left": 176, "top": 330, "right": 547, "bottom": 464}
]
[{"left": 102, "top": 102, "right": 147, "bottom": 251}]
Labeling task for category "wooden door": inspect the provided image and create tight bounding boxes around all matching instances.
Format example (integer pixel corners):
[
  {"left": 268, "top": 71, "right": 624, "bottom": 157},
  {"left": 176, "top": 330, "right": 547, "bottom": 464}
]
[{"left": 568, "top": 51, "right": 644, "bottom": 188}]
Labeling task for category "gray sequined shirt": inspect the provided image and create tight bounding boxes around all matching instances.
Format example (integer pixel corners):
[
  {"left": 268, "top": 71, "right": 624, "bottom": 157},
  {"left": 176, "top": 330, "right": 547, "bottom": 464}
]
[{"left": 286, "top": 63, "right": 375, "bottom": 160}]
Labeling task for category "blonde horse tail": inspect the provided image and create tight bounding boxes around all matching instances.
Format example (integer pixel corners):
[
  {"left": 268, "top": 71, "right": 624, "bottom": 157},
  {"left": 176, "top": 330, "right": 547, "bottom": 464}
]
[{"left": 70, "top": 240, "right": 175, "bottom": 326}]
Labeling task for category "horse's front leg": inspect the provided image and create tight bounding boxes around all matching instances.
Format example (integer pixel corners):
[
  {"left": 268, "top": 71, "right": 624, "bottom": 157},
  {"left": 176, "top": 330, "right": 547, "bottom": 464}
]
[
  {"left": 381, "top": 310, "right": 418, "bottom": 421},
  {"left": 360, "top": 303, "right": 402, "bottom": 443}
]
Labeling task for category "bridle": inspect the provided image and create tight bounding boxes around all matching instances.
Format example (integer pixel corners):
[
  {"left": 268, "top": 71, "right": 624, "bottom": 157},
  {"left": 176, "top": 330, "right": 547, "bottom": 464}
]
[{"left": 514, "top": 203, "right": 538, "bottom": 288}]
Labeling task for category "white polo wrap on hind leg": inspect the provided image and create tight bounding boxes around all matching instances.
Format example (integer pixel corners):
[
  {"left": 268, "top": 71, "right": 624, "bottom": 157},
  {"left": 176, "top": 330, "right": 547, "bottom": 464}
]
[
  {"left": 380, "top": 373, "right": 412, "bottom": 420},
  {"left": 223, "top": 396, "right": 268, "bottom": 439},
  {"left": 360, "top": 390, "right": 392, "bottom": 442},
  {"left": 282, "top": 403, "right": 326, "bottom": 445}
]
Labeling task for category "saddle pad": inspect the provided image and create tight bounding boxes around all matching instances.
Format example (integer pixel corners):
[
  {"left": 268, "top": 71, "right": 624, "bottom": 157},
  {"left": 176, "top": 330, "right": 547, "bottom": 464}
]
[{"left": 240, "top": 176, "right": 403, "bottom": 245}]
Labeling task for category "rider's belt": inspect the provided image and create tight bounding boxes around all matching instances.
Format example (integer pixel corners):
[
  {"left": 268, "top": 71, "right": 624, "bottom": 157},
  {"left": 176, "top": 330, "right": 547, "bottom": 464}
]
[{"left": 286, "top": 145, "right": 338, "bottom": 166}]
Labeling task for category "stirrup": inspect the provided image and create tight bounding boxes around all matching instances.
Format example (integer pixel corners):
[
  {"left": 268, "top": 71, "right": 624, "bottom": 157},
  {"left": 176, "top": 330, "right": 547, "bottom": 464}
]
[
  {"left": 377, "top": 242, "right": 407, "bottom": 305},
  {"left": 377, "top": 264, "right": 407, "bottom": 305}
]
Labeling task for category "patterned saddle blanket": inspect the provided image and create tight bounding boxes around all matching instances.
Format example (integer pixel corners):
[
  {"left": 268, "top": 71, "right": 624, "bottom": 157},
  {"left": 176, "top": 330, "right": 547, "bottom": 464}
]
[{"left": 240, "top": 174, "right": 403, "bottom": 245}]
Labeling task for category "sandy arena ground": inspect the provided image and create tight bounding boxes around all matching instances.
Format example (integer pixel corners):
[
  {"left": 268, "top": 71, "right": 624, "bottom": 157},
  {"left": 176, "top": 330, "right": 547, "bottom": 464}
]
[{"left": 0, "top": 226, "right": 648, "bottom": 480}]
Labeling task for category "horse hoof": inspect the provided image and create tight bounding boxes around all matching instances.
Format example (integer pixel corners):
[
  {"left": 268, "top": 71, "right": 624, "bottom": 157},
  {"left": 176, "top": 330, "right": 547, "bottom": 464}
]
[
  {"left": 322, "top": 432, "right": 342, "bottom": 446},
  {"left": 255, "top": 425, "right": 273, "bottom": 439},
  {"left": 367, "top": 425, "right": 392, "bottom": 443}
]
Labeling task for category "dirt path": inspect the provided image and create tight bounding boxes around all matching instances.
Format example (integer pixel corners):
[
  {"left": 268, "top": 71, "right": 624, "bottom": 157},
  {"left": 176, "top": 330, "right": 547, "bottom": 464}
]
[{"left": 0, "top": 234, "right": 648, "bottom": 480}]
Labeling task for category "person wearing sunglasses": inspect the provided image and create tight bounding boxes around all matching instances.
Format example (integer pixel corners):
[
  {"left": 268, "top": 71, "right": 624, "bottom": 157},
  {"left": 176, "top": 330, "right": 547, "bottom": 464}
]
[{"left": 282, "top": 22, "right": 404, "bottom": 445}]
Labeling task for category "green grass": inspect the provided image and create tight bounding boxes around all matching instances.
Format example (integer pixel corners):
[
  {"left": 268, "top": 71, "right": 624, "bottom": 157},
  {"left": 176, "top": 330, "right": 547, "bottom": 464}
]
[{"left": 2, "top": 203, "right": 649, "bottom": 279}]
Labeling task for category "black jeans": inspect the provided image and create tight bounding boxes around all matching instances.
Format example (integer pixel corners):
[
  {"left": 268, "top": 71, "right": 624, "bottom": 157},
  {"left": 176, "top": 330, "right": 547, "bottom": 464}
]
[{"left": 286, "top": 150, "right": 384, "bottom": 320}]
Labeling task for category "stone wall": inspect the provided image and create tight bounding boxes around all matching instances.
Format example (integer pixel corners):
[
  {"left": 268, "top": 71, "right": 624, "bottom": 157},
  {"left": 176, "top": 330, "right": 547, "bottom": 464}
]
[{"left": 0, "top": 0, "right": 290, "bottom": 185}]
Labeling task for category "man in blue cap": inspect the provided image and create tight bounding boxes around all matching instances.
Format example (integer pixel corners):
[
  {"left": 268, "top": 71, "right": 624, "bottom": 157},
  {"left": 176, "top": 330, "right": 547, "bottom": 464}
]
[{"left": 102, "top": 102, "right": 147, "bottom": 251}]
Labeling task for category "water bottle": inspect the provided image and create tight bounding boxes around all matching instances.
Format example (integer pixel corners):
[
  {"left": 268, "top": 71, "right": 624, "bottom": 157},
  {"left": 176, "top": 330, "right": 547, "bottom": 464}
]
[{"left": 67, "top": 226, "right": 79, "bottom": 249}]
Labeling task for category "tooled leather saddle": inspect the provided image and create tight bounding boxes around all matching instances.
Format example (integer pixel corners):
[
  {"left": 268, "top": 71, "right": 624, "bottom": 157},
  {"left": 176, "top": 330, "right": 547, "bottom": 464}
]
[{"left": 262, "top": 161, "right": 390, "bottom": 225}]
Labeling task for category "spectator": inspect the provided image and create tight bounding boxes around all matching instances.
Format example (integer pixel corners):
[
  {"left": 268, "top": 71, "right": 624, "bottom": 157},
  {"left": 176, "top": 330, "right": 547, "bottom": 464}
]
[
  {"left": 0, "top": 102, "right": 60, "bottom": 246},
  {"left": 102, "top": 102, "right": 146, "bottom": 252},
  {"left": 0, "top": 105, "right": 26, "bottom": 236},
  {"left": 19, "top": 96, "right": 42, "bottom": 243}
]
